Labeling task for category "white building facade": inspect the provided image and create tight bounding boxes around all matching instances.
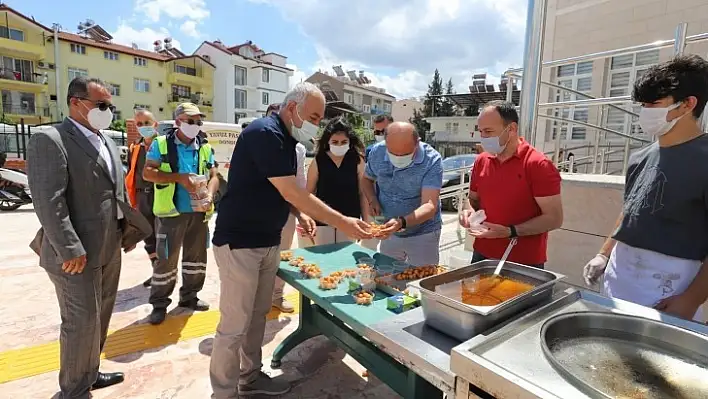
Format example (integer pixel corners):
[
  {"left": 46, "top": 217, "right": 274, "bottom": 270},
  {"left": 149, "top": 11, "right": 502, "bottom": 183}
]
[
  {"left": 195, "top": 41, "right": 293, "bottom": 123},
  {"left": 535, "top": 0, "right": 708, "bottom": 173}
]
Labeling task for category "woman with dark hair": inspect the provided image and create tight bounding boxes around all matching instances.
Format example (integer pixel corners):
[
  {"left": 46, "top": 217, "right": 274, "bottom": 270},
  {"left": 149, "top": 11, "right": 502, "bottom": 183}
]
[{"left": 302, "top": 116, "right": 370, "bottom": 245}]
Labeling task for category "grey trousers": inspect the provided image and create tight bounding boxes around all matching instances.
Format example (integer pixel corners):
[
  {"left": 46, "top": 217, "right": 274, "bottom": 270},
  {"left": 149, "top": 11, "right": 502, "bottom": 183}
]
[
  {"left": 210, "top": 245, "right": 280, "bottom": 398},
  {"left": 46, "top": 236, "right": 122, "bottom": 399},
  {"left": 150, "top": 212, "right": 208, "bottom": 309}
]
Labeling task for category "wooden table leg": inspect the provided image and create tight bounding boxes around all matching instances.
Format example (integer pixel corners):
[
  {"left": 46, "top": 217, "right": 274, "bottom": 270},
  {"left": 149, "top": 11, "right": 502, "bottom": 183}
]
[{"left": 271, "top": 292, "right": 322, "bottom": 368}]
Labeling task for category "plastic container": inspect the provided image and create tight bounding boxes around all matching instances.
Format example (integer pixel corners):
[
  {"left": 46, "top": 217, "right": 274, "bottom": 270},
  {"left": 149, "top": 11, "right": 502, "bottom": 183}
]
[
  {"left": 447, "top": 250, "right": 473, "bottom": 269},
  {"left": 357, "top": 256, "right": 375, "bottom": 267}
]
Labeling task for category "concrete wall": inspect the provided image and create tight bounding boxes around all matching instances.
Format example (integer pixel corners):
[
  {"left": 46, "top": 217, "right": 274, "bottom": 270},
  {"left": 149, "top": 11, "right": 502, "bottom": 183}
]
[{"left": 545, "top": 174, "right": 624, "bottom": 288}]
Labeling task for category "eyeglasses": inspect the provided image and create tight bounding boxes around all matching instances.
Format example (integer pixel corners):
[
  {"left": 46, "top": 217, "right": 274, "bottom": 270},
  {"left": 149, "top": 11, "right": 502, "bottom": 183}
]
[
  {"left": 75, "top": 97, "right": 116, "bottom": 112},
  {"left": 180, "top": 118, "right": 203, "bottom": 126},
  {"left": 373, "top": 129, "right": 385, "bottom": 135}
]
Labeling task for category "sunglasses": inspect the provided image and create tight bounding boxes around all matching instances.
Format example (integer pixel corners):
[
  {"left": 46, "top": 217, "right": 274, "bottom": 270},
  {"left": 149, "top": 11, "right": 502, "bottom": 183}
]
[
  {"left": 75, "top": 97, "right": 116, "bottom": 112},
  {"left": 135, "top": 121, "right": 155, "bottom": 127},
  {"left": 180, "top": 118, "right": 203, "bottom": 126},
  {"left": 373, "top": 129, "right": 385, "bottom": 135}
]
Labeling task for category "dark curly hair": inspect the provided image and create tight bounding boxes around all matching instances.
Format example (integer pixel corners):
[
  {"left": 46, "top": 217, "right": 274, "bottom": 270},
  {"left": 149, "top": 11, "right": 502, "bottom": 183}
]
[
  {"left": 316, "top": 116, "right": 365, "bottom": 159},
  {"left": 633, "top": 54, "right": 708, "bottom": 118}
]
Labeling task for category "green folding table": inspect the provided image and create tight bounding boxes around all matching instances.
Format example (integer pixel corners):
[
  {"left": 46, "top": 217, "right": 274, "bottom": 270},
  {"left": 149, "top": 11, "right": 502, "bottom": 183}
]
[{"left": 272, "top": 242, "right": 443, "bottom": 399}]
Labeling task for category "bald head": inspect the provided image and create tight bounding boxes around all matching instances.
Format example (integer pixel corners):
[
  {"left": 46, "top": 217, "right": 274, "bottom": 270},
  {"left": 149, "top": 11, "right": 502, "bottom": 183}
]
[
  {"left": 385, "top": 121, "right": 418, "bottom": 156},
  {"left": 134, "top": 109, "right": 156, "bottom": 126}
]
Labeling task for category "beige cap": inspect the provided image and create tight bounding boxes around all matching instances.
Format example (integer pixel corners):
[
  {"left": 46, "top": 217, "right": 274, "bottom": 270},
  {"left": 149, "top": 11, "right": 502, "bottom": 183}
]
[{"left": 175, "top": 102, "right": 205, "bottom": 117}]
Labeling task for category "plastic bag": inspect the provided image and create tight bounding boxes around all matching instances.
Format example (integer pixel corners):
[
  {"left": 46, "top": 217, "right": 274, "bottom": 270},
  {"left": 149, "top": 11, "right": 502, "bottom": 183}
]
[{"left": 467, "top": 210, "right": 489, "bottom": 233}]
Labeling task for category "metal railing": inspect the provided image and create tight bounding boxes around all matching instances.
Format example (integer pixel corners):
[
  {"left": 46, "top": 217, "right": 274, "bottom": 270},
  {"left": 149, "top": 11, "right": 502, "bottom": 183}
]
[
  {"left": 0, "top": 69, "right": 46, "bottom": 85},
  {"left": 511, "top": 11, "right": 704, "bottom": 175},
  {"left": 1, "top": 104, "right": 52, "bottom": 117},
  {"left": 168, "top": 94, "right": 213, "bottom": 107}
]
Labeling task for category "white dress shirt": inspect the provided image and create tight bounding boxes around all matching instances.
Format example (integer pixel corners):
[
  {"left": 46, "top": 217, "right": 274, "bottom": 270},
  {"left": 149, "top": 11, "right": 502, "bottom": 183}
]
[
  {"left": 295, "top": 142, "right": 307, "bottom": 189},
  {"left": 68, "top": 118, "right": 122, "bottom": 219},
  {"left": 68, "top": 118, "right": 115, "bottom": 181}
]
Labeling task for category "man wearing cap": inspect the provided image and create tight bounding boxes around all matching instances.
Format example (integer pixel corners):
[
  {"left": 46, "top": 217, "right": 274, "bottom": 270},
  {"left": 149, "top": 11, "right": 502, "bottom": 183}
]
[{"left": 143, "top": 102, "right": 219, "bottom": 325}]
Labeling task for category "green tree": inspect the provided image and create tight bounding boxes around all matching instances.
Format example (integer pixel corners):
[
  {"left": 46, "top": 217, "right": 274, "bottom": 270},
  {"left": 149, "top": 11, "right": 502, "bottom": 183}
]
[
  {"left": 409, "top": 108, "right": 430, "bottom": 142},
  {"left": 438, "top": 78, "right": 456, "bottom": 117},
  {"left": 423, "top": 69, "right": 444, "bottom": 118},
  {"left": 109, "top": 119, "right": 126, "bottom": 132}
]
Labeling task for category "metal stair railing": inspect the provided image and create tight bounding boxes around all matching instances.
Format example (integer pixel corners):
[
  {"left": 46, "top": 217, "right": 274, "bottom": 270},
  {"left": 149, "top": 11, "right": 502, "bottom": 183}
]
[{"left": 510, "top": 8, "right": 702, "bottom": 175}]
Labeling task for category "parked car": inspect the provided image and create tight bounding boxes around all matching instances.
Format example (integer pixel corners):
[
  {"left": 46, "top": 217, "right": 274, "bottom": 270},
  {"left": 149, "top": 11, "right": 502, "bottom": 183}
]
[{"left": 441, "top": 153, "right": 477, "bottom": 211}]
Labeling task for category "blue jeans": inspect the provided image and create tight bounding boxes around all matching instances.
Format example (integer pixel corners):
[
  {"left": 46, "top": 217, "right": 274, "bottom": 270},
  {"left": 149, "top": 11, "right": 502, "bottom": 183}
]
[{"left": 471, "top": 252, "right": 545, "bottom": 269}]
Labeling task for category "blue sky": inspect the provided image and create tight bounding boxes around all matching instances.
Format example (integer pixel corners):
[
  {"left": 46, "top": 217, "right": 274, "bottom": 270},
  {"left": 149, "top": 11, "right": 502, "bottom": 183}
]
[{"left": 10, "top": 0, "right": 527, "bottom": 99}]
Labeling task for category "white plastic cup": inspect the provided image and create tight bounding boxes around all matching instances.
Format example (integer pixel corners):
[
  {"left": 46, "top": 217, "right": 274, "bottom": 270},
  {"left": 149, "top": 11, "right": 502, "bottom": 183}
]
[{"left": 448, "top": 250, "right": 473, "bottom": 269}]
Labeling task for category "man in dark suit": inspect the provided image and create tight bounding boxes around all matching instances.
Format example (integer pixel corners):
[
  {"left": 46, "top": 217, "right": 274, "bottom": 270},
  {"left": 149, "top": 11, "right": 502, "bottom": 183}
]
[{"left": 26, "top": 76, "right": 127, "bottom": 398}]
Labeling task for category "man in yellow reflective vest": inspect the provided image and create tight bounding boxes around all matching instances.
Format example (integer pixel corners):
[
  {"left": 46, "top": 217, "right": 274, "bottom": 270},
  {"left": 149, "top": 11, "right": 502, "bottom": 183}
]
[
  {"left": 125, "top": 108, "right": 159, "bottom": 287},
  {"left": 143, "top": 103, "right": 219, "bottom": 325}
]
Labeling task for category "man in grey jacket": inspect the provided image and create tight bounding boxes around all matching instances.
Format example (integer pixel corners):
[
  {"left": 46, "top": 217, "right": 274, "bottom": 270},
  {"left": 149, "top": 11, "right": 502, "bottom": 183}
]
[{"left": 26, "top": 76, "right": 127, "bottom": 398}]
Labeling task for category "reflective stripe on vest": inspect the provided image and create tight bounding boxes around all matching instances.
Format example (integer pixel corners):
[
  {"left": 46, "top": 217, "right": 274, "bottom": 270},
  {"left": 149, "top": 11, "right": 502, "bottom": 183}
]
[
  {"left": 125, "top": 143, "right": 142, "bottom": 208},
  {"left": 152, "top": 135, "right": 214, "bottom": 219}
]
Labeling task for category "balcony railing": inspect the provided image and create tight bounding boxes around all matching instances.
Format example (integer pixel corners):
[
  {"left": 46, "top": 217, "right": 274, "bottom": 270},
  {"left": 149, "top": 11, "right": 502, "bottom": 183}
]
[
  {"left": 1, "top": 104, "right": 51, "bottom": 117},
  {"left": 0, "top": 69, "right": 45, "bottom": 84},
  {"left": 168, "top": 94, "right": 213, "bottom": 107}
]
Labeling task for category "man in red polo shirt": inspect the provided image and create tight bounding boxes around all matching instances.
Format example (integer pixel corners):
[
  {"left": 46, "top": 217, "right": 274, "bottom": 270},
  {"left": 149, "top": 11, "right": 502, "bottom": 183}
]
[{"left": 459, "top": 100, "right": 563, "bottom": 268}]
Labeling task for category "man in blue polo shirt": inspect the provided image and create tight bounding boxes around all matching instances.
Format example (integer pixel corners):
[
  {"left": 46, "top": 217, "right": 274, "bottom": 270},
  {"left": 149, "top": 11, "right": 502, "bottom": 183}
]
[
  {"left": 209, "top": 83, "right": 371, "bottom": 398},
  {"left": 361, "top": 121, "right": 443, "bottom": 266}
]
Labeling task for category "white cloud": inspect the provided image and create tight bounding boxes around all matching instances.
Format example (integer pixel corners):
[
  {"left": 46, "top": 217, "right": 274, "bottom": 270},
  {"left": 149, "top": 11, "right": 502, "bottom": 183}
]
[
  {"left": 250, "top": 0, "right": 527, "bottom": 99},
  {"left": 180, "top": 20, "right": 200, "bottom": 38},
  {"left": 135, "top": 0, "right": 210, "bottom": 22},
  {"left": 111, "top": 22, "right": 182, "bottom": 51},
  {"left": 287, "top": 63, "right": 307, "bottom": 89}
]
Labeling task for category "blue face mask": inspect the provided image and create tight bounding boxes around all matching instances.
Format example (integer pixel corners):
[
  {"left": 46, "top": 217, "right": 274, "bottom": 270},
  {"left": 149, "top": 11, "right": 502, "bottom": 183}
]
[{"left": 138, "top": 126, "right": 156, "bottom": 138}]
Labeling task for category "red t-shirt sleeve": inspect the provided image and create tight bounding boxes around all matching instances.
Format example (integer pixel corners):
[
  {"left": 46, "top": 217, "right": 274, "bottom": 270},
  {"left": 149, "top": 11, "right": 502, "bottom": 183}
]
[
  {"left": 469, "top": 158, "right": 481, "bottom": 192},
  {"left": 528, "top": 157, "right": 561, "bottom": 197}
]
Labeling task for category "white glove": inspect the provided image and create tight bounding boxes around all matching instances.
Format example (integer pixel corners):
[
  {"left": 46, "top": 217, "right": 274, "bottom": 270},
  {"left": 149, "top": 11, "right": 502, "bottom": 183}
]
[{"left": 583, "top": 254, "right": 608, "bottom": 286}]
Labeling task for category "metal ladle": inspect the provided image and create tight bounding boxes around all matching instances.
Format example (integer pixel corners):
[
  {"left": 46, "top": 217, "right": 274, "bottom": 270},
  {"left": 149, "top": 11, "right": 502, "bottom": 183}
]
[{"left": 493, "top": 238, "right": 518, "bottom": 276}]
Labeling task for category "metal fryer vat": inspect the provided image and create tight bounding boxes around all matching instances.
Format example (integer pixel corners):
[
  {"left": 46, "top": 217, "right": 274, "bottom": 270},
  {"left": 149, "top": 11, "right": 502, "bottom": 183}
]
[{"left": 408, "top": 260, "right": 565, "bottom": 341}]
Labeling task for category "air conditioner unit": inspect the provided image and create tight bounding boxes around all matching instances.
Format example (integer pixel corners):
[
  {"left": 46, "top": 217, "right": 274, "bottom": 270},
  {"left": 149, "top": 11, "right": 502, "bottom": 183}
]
[{"left": 38, "top": 62, "right": 48, "bottom": 69}]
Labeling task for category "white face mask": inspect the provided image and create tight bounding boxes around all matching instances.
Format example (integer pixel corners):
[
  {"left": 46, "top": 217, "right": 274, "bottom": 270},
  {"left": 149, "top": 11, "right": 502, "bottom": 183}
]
[
  {"left": 375, "top": 135, "right": 385, "bottom": 142},
  {"left": 638, "top": 102, "right": 684, "bottom": 137},
  {"left": 480, "top": 126, "right": 510, "bottom": 155},
  {"left": 81, "top": 102, "right": 113, "bottom": 131},
  {"left": 180, "top": 123, "right": 201, "bottom": 139},
  {"left": 330, "top": 143, "right": 349, "bottom": 156},
  {"left": 291, "top": 107, "right": 319, "bottom": 144},
  {"left": 388, "top": 151, "right": 414, "bottom": 169}
]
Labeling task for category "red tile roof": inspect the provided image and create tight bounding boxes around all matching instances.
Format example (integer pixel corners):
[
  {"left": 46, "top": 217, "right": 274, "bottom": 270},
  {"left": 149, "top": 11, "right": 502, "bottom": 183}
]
[
  {"left": 59, "top": 31, "right": 170, "bottom": 61},
  {"left": 201, "top": 41, "right": 293, "bottom": 71},
  {"left": 0, "top": 4, "right": 52, "bottom": 32}
]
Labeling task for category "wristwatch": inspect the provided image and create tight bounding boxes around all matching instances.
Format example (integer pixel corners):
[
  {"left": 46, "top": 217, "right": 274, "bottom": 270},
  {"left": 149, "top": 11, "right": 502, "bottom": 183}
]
[
  {"left": 397, "top": 216, "right": 407, "bottom": 231},
  {"left": 508, "top": 225, "right": 518, "bottom": 238}
]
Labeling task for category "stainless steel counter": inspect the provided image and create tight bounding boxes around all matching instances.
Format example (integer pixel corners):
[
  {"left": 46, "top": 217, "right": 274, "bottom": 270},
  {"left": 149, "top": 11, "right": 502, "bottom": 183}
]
[
  {"left": 450, "top": 289, "right": 708, "bottom": 399},
  {"left": 365, "top": 285, "right": 575, "bottom": 397},
  {"left": 367, "top": 307, "right": 459, "bottom": 396}
]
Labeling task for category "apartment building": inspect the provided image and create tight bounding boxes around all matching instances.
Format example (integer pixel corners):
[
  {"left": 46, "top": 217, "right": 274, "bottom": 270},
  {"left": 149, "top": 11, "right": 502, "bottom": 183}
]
[
  {"left": 392, "top": 98, "right": 422, "bottom": 123},
  {"left": 305, "top": 67, "right": 395, "bottom": 128},
  {"left": 195, "top": 40, "right": 293, "bottom": 123},
  {"left": 536, "top": 0, "right": 708, "bottom": 168},
  {"left": 0, "top": 5, "right": 53, "bottom": 125},
  {"left": 55, "top": 29, "right": 215, "bottom": 122},
  {"left": 0, "top": 4, "right": 215, "bottom": 127}
]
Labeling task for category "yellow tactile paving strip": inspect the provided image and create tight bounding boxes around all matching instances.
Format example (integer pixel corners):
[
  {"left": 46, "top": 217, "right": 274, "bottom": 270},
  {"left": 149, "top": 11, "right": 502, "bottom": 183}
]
[{"left": 0, "top": 292, "right": 300, "bottom": 384}]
